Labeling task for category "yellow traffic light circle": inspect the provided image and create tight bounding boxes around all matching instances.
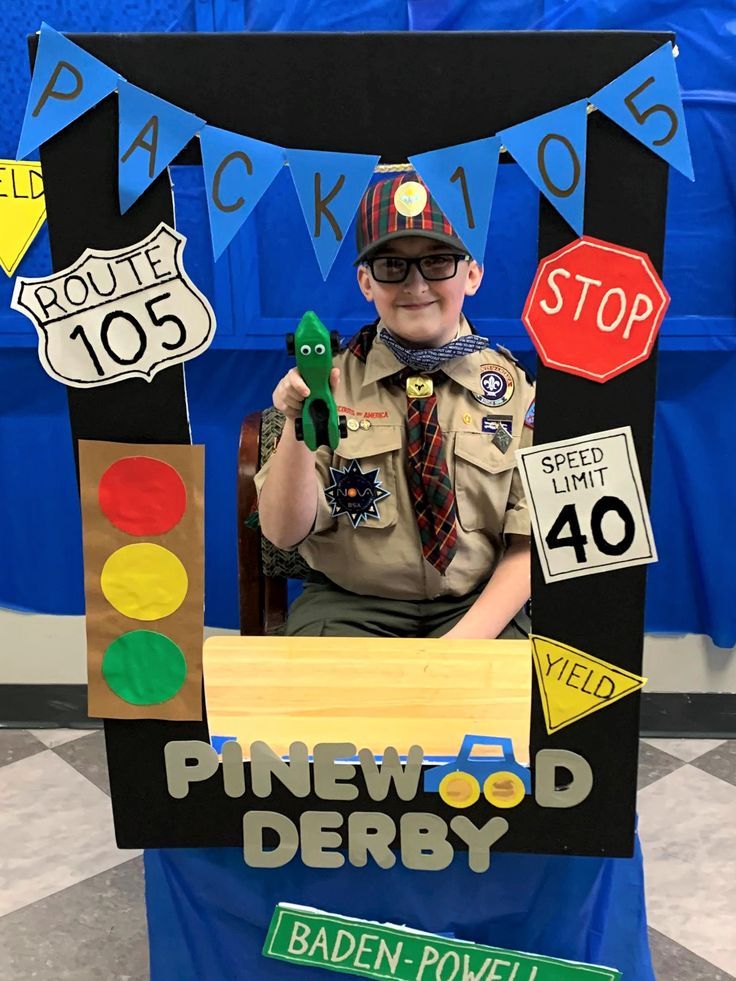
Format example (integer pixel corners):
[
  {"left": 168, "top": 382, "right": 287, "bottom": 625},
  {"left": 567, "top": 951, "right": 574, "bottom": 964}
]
[{"left": 101, "top": 542, "right": 188, "bottom": 620}]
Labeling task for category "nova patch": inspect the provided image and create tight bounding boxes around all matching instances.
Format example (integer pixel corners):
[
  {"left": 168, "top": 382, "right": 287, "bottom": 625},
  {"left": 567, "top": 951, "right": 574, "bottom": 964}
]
[
  {"left": 473, "top": 364, "right": 515, "bottom": 408},
  {"left": 324, "top": 459, "right": 390, "bottom": 527}
]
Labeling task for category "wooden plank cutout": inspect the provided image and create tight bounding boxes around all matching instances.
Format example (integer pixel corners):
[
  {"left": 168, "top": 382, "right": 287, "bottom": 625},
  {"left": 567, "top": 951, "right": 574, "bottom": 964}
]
[{"left": 203, "top": 637, "right": 531, "bottom": 763}]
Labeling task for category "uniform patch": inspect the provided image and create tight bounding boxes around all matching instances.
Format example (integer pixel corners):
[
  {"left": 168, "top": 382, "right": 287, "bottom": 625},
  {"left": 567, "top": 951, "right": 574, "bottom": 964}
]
[
  {"left": 324, "top": 460, "right": 390, "bottom": 528},
  {"left": 393, "top": 180, "right": 428, "bottom": 217},
  {"left": 482, "top": 415, "right": 513, "bottom": 437},
  {"left": 473, "top": 364, "right": 515, "bottom": 407},
  {"left": 337, "top": 405, "right": 390, "bottom": 420},
  {"left": 524, "top": 400, "right": 535, "bottom": 429},
  {"left": 492, "top": 427, "right": 512, "bottom": 453}
]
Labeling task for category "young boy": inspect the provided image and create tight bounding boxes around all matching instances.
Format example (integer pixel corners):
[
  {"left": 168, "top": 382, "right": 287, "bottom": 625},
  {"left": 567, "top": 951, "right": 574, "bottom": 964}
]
[{"left": 255, "top": 173, "right": 534, "bottom": 639}]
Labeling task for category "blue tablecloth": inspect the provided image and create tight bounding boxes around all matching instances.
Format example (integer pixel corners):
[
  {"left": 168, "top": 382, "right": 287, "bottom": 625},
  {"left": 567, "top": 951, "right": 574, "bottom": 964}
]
[{"left": 144, "top": 836, "right": 653, "bottom": 980}]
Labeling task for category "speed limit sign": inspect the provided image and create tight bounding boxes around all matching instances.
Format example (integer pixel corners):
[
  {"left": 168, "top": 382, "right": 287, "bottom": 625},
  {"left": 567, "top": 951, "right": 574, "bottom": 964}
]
[{"left": 516, "top": 427, "right": 657, "bottom": 583}]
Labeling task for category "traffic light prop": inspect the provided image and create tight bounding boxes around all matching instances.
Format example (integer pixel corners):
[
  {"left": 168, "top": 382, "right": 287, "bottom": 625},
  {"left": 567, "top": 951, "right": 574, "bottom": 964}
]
[{"left": 79, "top": 439, "right": 204, "bottom": 720}]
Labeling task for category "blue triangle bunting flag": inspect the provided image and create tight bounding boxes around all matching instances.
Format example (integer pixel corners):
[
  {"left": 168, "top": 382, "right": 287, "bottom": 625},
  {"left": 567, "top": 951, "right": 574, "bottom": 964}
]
[
  {"left": 499, "top": 100, "right": 588, "bottom": 235},
  {"left": 409, "top": 137, "right": 500, "bottom": 262},
  {"left": 591, "top": 43, "right": 693, "bottom": 181},
  {"left": 201, "top": 126, "right": 285, "bottom": 260},
  {"left": 286, "top": 148, "right": 380, "bottom": 279},
  {"left": 17, "top": 23, "right": 120, "bottom": 160},
  {"left": 118, "top": 81, "right": 205, "bottom": 214}
]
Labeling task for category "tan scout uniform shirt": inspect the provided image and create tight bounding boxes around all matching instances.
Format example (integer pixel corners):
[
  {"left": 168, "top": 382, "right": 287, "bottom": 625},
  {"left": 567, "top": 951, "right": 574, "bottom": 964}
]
[{"left": 255, "top": 318, "right": 535, "bottom": 601}]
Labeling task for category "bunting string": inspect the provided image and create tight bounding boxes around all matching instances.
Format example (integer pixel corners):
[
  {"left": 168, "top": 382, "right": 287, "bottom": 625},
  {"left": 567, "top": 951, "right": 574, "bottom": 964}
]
[{"left": 16, "top": 24, "right": 692, "bottom": 279}]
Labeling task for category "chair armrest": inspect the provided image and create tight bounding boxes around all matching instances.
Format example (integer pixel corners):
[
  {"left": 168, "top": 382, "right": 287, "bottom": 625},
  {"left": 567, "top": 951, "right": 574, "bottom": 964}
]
[{"left": 237, "top": 411, "right": 266, "bottom": 634}]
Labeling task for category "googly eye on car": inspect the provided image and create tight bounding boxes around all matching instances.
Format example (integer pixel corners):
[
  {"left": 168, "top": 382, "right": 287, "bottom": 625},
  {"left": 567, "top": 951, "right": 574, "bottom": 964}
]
[
  {"left": 300, "top": 344, "right": 312, "bottom": 356},
  {"left": 314, "top": 344, "right": 326, "bottom": 355}
]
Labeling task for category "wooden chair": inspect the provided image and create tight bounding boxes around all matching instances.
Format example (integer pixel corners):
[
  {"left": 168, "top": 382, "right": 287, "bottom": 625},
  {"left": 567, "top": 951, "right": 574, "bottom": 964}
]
[{"left": 237, "top": 407, "right": 311, "bottom": 635}]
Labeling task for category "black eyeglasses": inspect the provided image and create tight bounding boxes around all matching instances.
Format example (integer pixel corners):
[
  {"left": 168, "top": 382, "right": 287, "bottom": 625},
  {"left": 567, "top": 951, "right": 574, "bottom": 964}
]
[{"left": 362, "top": 253, "right": 471, "bottom": 283}]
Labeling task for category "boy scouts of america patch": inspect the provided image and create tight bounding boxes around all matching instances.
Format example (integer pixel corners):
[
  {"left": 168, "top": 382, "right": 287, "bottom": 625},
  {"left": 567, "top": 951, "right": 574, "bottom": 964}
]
[
  {"left": 473, "top": 364, "right": 514, "bottom": 407},
  {"left": 324, "top": 460, "right": 390, "bottom": 528}
]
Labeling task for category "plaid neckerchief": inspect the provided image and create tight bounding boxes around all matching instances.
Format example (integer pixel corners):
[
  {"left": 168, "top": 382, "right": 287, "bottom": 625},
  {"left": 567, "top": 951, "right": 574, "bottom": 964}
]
[
  {"left": 399, "top": 368, "right": 457, "bottom": 575},
  {"left": 348, "top": 322, "right": 487, "bottom": 575},
  {"left": 380, "top": 328, "right": 489, "bottom": 372}
]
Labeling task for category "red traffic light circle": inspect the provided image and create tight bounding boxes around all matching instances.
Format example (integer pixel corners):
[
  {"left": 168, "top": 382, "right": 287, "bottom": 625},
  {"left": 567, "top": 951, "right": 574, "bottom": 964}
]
[{"left": 99, "top": 455, "right": 187, "bottom": 535}]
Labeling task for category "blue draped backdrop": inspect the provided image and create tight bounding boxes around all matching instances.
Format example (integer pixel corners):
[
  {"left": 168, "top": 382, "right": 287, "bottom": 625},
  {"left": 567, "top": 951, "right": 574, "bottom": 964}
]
[
  {"left": 3, "top": 4, "right": 730, "bottom": 978},
  {"left": 0, "top": 3, "right": 734, "bottom": 646}
]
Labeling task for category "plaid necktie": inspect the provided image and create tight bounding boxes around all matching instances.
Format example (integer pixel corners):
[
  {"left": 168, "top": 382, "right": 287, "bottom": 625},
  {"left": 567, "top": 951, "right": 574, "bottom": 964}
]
[{"left": 402, "top": 370, "right": 458, "bottom": 575}]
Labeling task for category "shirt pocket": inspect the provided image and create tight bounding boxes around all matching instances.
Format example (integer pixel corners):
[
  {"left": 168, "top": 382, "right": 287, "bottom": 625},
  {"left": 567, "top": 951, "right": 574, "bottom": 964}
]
[
  {"left": 328, "top": 425, "right": 403, "bottom": 529},
  {"left": 453, "top": 431, "right": 517, "bottom": 533}
]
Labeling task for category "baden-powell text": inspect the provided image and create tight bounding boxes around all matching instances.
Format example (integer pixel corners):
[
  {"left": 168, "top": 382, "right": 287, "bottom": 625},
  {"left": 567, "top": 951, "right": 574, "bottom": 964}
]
[{"left": 263, "top": 904, "right": 621, "bottom": 980}]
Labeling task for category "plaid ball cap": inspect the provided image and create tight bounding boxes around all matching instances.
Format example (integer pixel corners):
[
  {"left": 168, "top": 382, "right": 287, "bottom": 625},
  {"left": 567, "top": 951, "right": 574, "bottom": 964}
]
[{"left": 355, "top": 173, "right": 468, "bottom": 264}]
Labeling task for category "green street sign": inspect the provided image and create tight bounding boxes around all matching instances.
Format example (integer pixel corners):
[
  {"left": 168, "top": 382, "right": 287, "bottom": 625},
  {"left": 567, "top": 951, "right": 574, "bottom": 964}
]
[{"left": 263, "top": 904, "right": 621, "bottom": 980}]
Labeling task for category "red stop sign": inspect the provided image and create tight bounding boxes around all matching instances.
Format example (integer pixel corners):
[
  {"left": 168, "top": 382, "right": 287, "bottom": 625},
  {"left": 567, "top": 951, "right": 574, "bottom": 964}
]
[{"left": 521, "top": 236, "right": 670, "bottom": 383}]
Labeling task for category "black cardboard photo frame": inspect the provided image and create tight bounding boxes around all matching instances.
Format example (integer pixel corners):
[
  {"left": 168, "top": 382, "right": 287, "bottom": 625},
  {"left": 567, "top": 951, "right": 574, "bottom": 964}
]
[{"left": 35, "top": 29, "right": 670, "bottom": 856}]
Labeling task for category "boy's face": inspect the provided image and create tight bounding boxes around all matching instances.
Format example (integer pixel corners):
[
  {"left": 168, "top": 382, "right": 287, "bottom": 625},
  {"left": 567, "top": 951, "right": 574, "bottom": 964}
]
[{"left": 357, "top": 236, "right": 483, "bottom": 348}]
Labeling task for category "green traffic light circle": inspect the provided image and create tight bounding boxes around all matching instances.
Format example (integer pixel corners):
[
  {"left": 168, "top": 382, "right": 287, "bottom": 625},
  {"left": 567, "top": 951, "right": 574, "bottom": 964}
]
[{"left": 102, "top": 630, "right": 187, "bottom": 705}]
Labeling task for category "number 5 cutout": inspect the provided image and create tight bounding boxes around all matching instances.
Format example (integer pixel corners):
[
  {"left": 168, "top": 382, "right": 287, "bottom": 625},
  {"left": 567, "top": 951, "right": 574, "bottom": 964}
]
[{"left": 591, "top": 42, "right": 694, "bottom": 181}]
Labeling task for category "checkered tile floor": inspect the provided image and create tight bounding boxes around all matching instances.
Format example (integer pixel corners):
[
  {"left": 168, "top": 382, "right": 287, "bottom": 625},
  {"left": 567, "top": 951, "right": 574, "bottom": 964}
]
[{"left": 0, "top": 729, "right": 734, "bottom": 980}]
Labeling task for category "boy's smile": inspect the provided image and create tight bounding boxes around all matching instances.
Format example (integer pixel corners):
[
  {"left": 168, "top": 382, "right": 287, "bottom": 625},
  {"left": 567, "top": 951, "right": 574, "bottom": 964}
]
[{"left": 357, "top": 236, "right": 483, "bottom": 349}]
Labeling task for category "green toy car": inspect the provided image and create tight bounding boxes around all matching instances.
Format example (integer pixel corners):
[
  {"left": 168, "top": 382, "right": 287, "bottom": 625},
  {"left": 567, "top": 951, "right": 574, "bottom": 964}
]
[{"left": 286, "top": 311, "right": 348, "bottom": 450}]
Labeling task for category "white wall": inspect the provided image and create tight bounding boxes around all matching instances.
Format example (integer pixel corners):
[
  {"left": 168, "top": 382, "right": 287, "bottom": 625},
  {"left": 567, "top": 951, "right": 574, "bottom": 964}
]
[
  {"left": 643, "top": 634, "right": 736, "bottom": 693},
  {"left": 0, "top": 610, "right": 238, "bottom": 685},
  {"left": 1, "top": 608, "right": 733, "bottom": 693}
]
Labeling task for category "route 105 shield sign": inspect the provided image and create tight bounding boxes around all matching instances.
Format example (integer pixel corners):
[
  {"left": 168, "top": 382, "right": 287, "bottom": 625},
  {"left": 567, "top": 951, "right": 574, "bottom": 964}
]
[{"left": 11, "top": 223, "right": 215, "bottom": 387}]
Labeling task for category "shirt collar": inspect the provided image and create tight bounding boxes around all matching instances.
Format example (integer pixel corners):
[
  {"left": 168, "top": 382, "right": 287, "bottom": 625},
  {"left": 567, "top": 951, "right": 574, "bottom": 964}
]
[
  {"left": 361, "top": 321, "right": 405, "bottom": 387},
  {"left": 441, "top": 320, "right": 491, "bottom": 396}
]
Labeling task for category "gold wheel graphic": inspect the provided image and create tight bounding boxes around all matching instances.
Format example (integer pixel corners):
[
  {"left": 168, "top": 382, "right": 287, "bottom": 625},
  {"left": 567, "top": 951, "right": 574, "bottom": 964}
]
[
  {"left": 438, "top": 771, "right": 480, "bottom": 809},
  {"left": 483, "top": 771, "right": 526, "bottom": 809}
]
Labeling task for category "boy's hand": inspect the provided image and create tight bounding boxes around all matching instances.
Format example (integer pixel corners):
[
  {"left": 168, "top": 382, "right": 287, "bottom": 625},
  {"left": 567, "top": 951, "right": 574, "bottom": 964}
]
[{"left": 272, "top": 367, "right": 340, "bottom": 421}]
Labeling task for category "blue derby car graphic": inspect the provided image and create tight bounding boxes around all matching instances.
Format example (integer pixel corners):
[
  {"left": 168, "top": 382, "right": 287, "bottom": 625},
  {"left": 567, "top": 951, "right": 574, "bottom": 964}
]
[{"left": 424, "top": 735, "right": 531, "bottom": 809}]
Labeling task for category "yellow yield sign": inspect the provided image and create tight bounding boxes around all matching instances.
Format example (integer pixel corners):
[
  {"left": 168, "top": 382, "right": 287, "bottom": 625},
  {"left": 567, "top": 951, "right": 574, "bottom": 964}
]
[
  {"left": 0, "top": 160, "right": 45, "bottom": 277},
  {"left": 531, "top": 634, "right": 646, "bottom": 734}
]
